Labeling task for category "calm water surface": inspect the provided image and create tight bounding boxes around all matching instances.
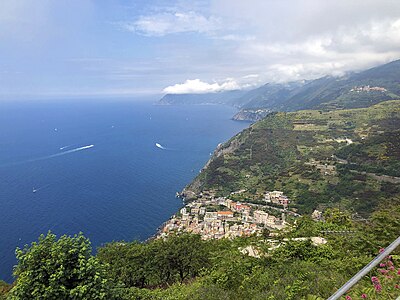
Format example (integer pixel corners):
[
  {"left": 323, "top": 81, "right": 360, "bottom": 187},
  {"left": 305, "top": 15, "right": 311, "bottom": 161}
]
[{"left": 0, "top": 99, "right": 248, "bottom": 282}]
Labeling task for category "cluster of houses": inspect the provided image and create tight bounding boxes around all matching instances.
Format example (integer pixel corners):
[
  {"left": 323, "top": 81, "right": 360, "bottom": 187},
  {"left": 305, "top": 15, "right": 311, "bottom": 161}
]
[
  {"left": 159, "top": 191, "right": 290, "bottom": 240},
  {"left": 264, "top": 191, "right": 290, "bottom": 208},
  {"left": 350, "top": 85, "right": 387, "bottom": 93}
]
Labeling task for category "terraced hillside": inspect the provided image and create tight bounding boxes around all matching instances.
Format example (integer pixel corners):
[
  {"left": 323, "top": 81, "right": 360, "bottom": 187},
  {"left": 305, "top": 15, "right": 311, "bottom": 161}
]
[{"left": 185, "top": 100, "right": 400, "bottom": 215}]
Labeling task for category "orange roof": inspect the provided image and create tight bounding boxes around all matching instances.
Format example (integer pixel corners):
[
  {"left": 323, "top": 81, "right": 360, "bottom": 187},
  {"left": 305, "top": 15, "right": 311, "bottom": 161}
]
[{"left": 217, "top": 211, "right": 233, "bottom": 215}]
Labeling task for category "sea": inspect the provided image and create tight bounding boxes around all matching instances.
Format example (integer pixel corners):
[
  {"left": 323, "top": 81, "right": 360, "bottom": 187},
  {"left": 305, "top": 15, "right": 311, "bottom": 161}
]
[{"left": 0, "top": 98, "right": 249, "bottom": 282}]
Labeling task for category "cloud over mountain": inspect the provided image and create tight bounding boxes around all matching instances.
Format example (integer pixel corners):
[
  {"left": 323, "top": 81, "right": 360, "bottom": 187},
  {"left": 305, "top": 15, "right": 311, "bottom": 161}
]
[
  {"left": 163, "top": 78, "right": 240, "bottom": 94},
  {"left": 1, "top": 0, "right": 400, "bottom": 97}
]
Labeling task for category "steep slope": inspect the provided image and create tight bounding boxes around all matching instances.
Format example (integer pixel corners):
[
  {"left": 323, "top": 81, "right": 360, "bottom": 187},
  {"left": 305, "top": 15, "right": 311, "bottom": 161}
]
[
  {"left": 231, "top": 81, "right": 305, "bottom": 109},
  {"left": 159, "top": 60, "right": 400, "bottom": 121},
  {"left": 241, "top": 59, "right": 400, "bottom": 111},
  {"left": 184, "top": 100, "right": 400, "bottom": 215}
]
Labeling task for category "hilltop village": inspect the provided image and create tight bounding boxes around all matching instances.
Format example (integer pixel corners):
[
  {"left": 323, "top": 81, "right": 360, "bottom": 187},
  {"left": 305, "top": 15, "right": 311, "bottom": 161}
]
[{"left": 159, "top": 190, "right": 298, "bottom": 240}]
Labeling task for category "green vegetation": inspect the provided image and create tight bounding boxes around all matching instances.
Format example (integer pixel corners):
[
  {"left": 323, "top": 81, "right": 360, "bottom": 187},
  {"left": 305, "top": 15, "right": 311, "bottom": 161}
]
[
  {"left": 240, "top": 59, "right": 400, "bottom": 111},
  {"left": 7, "top": 232, "right": 113, "bottom": 300},
  {"left": 187, "top": 100, "right": 400, "bottom": 215},
  {"left": 2, "top": 201, "right": 399, "bottom": 299},
  {"left": 97, "top": 234, "right": 209, "bottom": 288},
  {"left": 0, "top": 281, "right": 11, "bottom": 300},
  {"left": 3, "top": 73, "right": 400, "bottom": 298}
]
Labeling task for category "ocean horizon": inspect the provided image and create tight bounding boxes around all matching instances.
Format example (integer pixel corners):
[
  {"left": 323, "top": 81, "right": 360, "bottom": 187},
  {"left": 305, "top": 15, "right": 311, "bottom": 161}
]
[{"left": 0, "top": 99, "right": 248, "bottom": 282}]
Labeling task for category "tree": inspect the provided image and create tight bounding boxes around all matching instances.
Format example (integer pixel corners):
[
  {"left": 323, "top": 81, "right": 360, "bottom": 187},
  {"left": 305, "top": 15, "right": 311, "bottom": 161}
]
[
  {"left": 0, "top": 280, "right": 12, "bottom": 300},
  {"left": 323, "top": 208, "right": 351, "bottom": 227},
  {"left": 97, "top": 242, "right": 151, "bottom": 288},
  {"left": 8, "top": 232, "right": 113, "bottom": 300},
  {"left": 164, "top": 234, "right": 210, "bottom": 283},
  {"left": 148, "top": 234, "right": 210, "bottom": 284}
]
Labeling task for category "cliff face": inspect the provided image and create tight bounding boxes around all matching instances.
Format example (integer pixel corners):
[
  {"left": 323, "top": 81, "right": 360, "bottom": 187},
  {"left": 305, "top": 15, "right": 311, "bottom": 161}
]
[
  {"left": 182, "top": 130, "right": 248, "bottom": 199},
  {"left": 232, "top": 109, "right": 271, "bottom": 122}
]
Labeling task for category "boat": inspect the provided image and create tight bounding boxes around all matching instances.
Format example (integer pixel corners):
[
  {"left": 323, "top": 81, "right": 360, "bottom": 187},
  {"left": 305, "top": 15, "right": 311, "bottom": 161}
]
[{"left": 32, "top": 188, "right": 37, "bottom": 193}]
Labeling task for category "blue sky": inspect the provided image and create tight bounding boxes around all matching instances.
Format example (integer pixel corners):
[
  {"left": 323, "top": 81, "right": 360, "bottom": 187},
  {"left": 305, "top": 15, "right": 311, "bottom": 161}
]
[{"left": 1, "top": 0, "right": 400, "bottom": 99}]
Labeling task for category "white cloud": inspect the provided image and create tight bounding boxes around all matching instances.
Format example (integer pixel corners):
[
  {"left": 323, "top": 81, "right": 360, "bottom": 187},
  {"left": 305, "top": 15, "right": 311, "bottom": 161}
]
[
  {"left": 216, "top": 34, "right": 256, "bottom": 42},
  {"left": 163, "top": 78, "right": 241, "bottom": 94},
  {"left": 121, "top": 11, "right": 221, "bottom": 36},
  {"left": 231, "top": 16, "right": 400, "bottom": 83},
  {"left": 162, "top": 74, "right": 262, "bottom": 94},
  {"left": 125, "top": 1, "right": 400, "bottom": 92}
]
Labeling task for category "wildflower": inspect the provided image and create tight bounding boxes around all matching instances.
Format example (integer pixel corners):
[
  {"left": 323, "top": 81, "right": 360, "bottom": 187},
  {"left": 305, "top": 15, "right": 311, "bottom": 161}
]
[
  {"left": 397, "top": 269, "right": 400, "bottom": 275},
  {"left": 395, "top": 284, "right": 399, "bottom": 289},
  {"left": 388, "top": 260, "right": 393, "bottom": 266},
  {"left": 371, "top": 276, "right": 379, "bottom": 283},
  {"left": 374, "top": 283, "right": 382, "bottom": 292},
  {"left": 379, "top": 263, "right": 386, "bottom": 267},
  {"left": 389, "top": 266, "right": 395, "bottom": 271},
  {"left": 361, "top": 294, "right": 367, "bottom": 299},
  {"left": 379, "top": 269, "right": 388, "bottom": 275},
  {"left": 379, "top": 248, "right": 385, "bottom": 253},
  {"left": 345, "top": 296, "right": 352, "bottom": 300}
]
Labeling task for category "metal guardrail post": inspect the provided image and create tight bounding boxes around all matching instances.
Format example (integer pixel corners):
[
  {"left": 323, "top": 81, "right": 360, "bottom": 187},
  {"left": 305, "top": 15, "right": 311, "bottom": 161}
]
[{"left": 328, "top": 235, "right": 400, "bottom": 300}]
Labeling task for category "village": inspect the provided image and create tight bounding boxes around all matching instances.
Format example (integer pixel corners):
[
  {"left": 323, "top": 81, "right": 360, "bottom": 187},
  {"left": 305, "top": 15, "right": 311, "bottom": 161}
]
[{"left": 158, "top": 190, "right": 296, "bottom": 240}]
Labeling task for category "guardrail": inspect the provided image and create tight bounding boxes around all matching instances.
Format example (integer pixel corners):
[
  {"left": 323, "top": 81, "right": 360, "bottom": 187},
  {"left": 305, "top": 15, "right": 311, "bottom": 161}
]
[{"left": 328, "top": 235, "right": 400, "bottom": 300}]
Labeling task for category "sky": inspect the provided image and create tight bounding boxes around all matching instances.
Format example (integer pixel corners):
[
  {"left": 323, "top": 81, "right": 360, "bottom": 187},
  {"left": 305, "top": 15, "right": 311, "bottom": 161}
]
[{"left": 1, "top": 0, "right": 400, "bottom": 99}]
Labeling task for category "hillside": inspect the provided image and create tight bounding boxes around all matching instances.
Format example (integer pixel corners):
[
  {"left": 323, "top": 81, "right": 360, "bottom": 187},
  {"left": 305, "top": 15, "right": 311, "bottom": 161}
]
[
  {"left": 240, "top": 59, "right": 400, "bottom": 111},
  {"left": 159, "top": 60, "right": 400, "bottom": 121},
  {"left": 184, "top": 100, "right": 400, "bottom": 215}
]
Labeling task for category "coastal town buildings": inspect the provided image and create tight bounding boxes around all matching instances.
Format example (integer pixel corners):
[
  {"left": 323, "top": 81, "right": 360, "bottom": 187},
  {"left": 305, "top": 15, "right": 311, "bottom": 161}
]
[{"left": 159, "top": 190, "right": 292, "bottom": 240}]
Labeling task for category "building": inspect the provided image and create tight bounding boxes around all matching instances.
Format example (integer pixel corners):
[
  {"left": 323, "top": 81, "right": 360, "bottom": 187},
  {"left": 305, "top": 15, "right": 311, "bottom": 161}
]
[
  {"left": 204, "top": 212, "right": 218, "bottom": 222},
  {"left": 181, "top": 213, "right": 190, "bottom": 221},
  {"left": 270, "top": 191, "right": 284, "bottom": 198},
  {"left": 311, "top": 210, "right": 323, "bottom": 221},
  {"left": 191, "top": 207, "right": 200, "bottom": 215},
  {"left": 254, "top": 210, "right": 269, "bottom": 224},
  {"left": 234, "top": 202, "right": 251, "bottom": 212},
  {"left": 217, "top": 211, "right": 234, "bottom": 219}
]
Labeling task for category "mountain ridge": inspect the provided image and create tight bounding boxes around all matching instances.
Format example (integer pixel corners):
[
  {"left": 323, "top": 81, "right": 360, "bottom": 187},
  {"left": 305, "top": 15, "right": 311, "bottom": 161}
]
[{"left": 158, "top": 59, "right": 400, "bottom": 121}]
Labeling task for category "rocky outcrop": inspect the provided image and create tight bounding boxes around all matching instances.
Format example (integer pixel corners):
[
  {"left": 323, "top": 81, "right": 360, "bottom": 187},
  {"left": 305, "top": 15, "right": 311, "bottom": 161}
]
[{"left": 232, "top": 109, "right": 271, "bottom": 122}]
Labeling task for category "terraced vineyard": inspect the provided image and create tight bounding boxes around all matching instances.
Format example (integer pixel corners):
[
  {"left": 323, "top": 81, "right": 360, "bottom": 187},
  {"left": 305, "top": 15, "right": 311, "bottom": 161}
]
[{"left": 185, "top": 100, "right": 400, "bottom": 215}]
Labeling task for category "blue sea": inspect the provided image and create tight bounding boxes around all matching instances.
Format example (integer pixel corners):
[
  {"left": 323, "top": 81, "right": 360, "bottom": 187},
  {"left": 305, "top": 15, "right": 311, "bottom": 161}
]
[{"left": 0, "top": 99, "right": 248, "bottom": 282}]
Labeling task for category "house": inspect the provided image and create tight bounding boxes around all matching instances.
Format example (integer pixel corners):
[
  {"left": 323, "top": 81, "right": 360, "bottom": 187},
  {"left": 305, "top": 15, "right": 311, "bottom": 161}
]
[
  {"left": 270, "top": 191, "right": 284, "bottom": 198},
  {"left": 199, "top": 207, "right": 206, "bottom": 215},
  {"left": 217, "top": 211, "right": 234, "bottom": 219},
  {"left": 277, "top": 196, "right": 290, "bottom": 206},
  {"left": 311, "top": 210, "right": 323, "bottom": 221},
  {"left": 235, "top": 203, "right": 251, "bottom": 212},
  {"left": 225, "top": 199, "right": 234, "bottom": 209},
  {"left": 253, "top": 210, "right": 269, "bottom": 224},
  {"left": 242, "top": 211, "right": 250, "bottom": 222},
  {"left": 204, "top": 212, "right": 218, "bottom": 222},
  {"left": 181, "top": 213, "right": 190, "bottom": 221},
  {"left": 191, "top": 207, "right": 200, "bottom": 215}
]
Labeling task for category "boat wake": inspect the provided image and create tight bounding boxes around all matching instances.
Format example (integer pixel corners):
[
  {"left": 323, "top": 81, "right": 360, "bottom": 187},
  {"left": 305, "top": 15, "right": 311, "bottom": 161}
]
[
  {"left": 46, "top": 145, "right": 94, "bottom": 159},
  {"left": 0, "top": 145, "right": 95, "bottom": 167},
  {"left": 155, "top": 143, "right": 167, "bottom": 150},
  {"left": 59, "top": 145, "right": 72, "bottom": 150},
  {"left": 32, "top": 183, "right": 51, "bottom": 193},
  {"left": 31, "top": 144, "right": 95, "bottom": 161}
]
